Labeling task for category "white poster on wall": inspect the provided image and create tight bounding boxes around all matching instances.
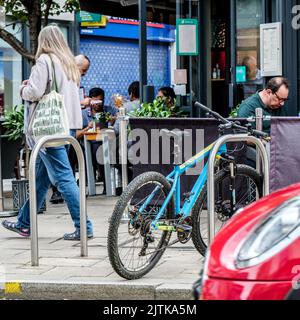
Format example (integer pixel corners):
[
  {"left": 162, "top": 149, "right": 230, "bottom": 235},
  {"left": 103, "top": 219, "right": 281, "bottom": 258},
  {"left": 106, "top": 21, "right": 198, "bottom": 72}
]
[{"left": 260, "top": 22, "right": 282, "bottom": 77}]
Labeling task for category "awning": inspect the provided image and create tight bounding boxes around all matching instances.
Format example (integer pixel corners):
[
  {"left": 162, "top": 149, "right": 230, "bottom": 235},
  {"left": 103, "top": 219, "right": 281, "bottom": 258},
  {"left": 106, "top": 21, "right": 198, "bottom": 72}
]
[{"left": 79, "top": 0, "right": 176, "bottom": 24}]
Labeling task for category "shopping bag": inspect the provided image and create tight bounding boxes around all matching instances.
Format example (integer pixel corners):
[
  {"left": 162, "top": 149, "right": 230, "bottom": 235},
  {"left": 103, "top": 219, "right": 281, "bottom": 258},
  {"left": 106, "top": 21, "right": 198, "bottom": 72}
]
[{"left": 29, "top": 55, "right": 69, "bottom": 147}]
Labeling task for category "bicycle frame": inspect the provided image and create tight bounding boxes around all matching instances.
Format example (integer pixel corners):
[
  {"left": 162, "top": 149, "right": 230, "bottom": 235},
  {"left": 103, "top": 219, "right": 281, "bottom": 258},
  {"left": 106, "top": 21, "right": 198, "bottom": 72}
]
[{"left": 137, "top": 142, "right": 228, "bottom": 230}]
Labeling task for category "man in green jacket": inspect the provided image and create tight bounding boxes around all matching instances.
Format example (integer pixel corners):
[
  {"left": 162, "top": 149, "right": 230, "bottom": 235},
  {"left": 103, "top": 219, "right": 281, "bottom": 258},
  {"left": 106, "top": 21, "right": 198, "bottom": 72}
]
[{"left": 237, "top": 77, "right": 289, "bottom": 134}]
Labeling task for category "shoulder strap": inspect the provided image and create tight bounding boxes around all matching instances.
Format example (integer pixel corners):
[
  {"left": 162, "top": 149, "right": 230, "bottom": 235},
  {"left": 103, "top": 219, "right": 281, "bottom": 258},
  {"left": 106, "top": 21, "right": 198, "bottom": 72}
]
[{"left": 48, "top": 54, "right": 58, "bottom": 92}]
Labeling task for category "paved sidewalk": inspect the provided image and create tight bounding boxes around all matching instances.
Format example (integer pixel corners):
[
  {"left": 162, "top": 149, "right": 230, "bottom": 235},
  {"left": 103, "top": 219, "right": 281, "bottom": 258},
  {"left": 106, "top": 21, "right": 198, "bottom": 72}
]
[{"left": 0, "top": 188, "right": 204, "bottom": 300}]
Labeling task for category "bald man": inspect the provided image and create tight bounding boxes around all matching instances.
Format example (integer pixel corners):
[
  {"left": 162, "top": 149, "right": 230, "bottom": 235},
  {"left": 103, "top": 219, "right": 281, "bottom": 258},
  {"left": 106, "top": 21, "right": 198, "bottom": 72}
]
[
  {"left": 50, "top": 54, "right": 91, "bottom": 204},
  {"left": 75, "top": 54, "right": 91, "bottom": 109},
  {"left": 237, "top": 77, "right": 289, "bottom": 134}
]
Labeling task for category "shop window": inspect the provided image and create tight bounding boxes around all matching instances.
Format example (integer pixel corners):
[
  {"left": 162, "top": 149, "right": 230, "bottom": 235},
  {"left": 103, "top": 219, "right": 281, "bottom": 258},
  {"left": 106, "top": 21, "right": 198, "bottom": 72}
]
[
  {"left": 236, "top": 0, "right": 263, "bottom": 102},
  {"left": 0, "top": 23, "right": 22, "bottom": 114},
  {"left": 211, "top": 0, "right": 230, "bottom": 117}
]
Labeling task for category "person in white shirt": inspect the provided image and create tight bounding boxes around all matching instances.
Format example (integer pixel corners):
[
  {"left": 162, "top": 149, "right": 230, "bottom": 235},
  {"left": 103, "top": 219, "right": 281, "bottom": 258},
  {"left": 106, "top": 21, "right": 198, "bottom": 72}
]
[{"left": 1, "top": 25, "right": 93, "bottom": 241}]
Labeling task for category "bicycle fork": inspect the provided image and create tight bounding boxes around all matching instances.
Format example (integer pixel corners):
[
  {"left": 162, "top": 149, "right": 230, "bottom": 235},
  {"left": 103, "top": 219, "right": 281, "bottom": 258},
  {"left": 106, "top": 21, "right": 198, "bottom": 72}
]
[{"left": 221, "top": 154, "right": 238, "bottom": 214}]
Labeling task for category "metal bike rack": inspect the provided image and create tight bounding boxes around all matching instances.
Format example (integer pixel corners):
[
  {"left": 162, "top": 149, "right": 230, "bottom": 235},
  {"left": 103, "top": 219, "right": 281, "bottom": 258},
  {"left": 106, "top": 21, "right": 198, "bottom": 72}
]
[
  {"left": 207, "top": 134, "right": 270, "bottom": 245},
  {"left": 29, "top": 135, "right": 87, "bottom": 266},
  {"left": 255, "top": 108, "right": 264, "bottom": 175}
]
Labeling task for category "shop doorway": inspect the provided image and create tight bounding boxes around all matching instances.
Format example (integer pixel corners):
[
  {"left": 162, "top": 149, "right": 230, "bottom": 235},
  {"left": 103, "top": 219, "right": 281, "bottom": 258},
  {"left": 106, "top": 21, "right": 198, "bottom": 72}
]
[{"left": 210, "top": 0, "right": 231, "bottom": 117}]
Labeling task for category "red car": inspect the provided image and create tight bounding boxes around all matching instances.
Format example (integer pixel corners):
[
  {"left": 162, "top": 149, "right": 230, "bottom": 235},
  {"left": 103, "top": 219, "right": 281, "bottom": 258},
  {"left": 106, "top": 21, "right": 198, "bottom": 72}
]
[{"left": 194, "top": 183, "right": 300, "bottom": 300}]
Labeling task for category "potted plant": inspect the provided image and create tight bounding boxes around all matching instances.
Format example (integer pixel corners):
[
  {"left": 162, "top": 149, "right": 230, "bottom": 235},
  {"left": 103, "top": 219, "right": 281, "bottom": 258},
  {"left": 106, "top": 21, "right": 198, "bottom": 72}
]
[
  {"left": 85, "top": 112, "right": 115, "bottom": 141},
  {"left": 2, "top": 105, "right": 25, "bottom": 180}
]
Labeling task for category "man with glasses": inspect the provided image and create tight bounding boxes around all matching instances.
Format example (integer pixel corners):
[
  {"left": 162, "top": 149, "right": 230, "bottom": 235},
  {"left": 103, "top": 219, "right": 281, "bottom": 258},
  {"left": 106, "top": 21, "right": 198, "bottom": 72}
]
[{"left": 237, "top": 77, "right": 289, "bottom": 134}]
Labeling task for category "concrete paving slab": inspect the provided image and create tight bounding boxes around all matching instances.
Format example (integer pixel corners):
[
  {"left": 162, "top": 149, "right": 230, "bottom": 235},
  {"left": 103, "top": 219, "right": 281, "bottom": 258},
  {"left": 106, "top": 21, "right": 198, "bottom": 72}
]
[{"left": 0, "top": 194, "right": 204, "bottom": 300}]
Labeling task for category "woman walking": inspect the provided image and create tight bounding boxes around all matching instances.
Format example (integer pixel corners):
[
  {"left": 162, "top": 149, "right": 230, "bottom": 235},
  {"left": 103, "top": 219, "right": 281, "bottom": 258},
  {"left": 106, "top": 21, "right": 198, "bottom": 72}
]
[{"left": 2, "top": 24, "right": 93, "bottom": 240}]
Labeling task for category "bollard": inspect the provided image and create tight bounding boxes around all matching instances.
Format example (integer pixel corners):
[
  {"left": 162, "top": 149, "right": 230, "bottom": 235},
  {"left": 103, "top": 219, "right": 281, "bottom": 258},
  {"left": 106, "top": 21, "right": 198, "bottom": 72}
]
[{"left": 29, "top": 135, "right": 87, "bottom": 266}]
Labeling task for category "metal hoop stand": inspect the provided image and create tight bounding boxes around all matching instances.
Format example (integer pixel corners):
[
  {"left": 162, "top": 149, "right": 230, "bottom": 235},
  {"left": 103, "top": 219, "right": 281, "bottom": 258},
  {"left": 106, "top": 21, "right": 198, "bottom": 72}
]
[
  {"left": 207, "top": 134, "right": 270, "bottom": 245},
  {"left": 29, "top": 136, "right": 87, "bottom": 266}
]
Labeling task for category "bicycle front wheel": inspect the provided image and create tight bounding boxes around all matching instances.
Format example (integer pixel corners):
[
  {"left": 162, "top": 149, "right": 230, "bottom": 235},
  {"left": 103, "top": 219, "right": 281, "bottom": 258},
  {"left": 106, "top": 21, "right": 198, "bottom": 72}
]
[
  {"left": 107, "top": 171, "right": 173, "bottom": 280},
  {"left": 191, "top": 164, "right": 262, "bottom": 256}
]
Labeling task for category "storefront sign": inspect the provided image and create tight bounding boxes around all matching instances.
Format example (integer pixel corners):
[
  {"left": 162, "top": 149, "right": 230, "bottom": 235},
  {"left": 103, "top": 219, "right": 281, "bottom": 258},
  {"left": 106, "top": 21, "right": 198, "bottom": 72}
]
[
  {"left": 176, "top": 19, "right": 199, "bottom": 56},
  {"left": 80, "top": 17, "right": 175, "bottom": 43},
  {"left": 81, "top": 15, "right": 107, "bottom": 27},
  {"left": 260, "top": 22, "right": 282, "bottom": 76},
  {"left": 76, "top": 11, "right": 102, "bottom": 23}
]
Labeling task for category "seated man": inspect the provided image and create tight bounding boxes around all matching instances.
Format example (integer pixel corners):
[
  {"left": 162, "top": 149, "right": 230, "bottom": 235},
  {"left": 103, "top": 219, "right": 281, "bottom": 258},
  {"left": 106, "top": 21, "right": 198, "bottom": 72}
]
[
  {"left": 237, "top": 77, "right": 289, "bottom": 168},
  {"left": 76, "top": 87, "right": 118, "bottom": 194},
  {"left": 237, "top": 77, "right": 289, "bottom": 134}
]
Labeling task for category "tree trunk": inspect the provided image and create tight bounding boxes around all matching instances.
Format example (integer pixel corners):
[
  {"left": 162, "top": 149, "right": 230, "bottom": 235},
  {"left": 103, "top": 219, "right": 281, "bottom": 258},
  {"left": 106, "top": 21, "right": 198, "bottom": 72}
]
[{"left": 27, "top": 0, "right": 42, "bottom": 57}]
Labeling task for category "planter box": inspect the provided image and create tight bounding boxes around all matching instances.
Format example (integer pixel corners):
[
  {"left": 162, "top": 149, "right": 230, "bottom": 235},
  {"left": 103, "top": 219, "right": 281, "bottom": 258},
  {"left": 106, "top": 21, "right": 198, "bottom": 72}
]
[
  {"left": 1, "top": 137, "right": 23, "bottom": 179},
  {"left": 12, "top": 179, "right": 46, "bottom": 213}
]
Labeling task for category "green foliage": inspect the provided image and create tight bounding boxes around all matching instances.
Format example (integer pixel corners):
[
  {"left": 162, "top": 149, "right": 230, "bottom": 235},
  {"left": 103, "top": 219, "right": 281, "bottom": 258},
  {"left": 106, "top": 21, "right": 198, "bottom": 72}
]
[
  {"left": 0, "top": 0, "right": 80, "bottom": 26},
  {"left": 130, "top": 96, "right": 185, "bottom": 118},
  {"left": 3, "top": 105, "right": 24, "bottom": 141},
  {"left": 229, "top": 104, "right": 240, "bottom": 118},
  {"left": 94, "top": 112, "right": 114, "bottom": 124}
]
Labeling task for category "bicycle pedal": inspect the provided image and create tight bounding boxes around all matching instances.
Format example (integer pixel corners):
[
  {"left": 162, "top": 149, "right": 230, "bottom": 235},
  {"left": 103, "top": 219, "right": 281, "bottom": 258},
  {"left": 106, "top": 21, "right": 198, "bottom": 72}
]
[
  {"left": 156, "top": 223, "right": 176, "bottom": 232},
  {"left": 176, "top": 224, "right": 193, "bottom": 232}
]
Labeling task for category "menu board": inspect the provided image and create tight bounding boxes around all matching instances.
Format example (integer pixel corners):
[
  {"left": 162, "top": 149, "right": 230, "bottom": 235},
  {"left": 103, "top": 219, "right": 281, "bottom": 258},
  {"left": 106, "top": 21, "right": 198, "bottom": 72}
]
[
  {"left": 260, "top": 22, "right": 282, "bottom": 77},
  {"left": 176, "top": 19, "right": 199, "bottom": 56}
]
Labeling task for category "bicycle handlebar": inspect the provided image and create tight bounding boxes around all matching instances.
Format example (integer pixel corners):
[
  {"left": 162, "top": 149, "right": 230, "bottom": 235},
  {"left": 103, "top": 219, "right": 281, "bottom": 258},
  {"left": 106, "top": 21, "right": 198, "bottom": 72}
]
[
  {"left": 194, "top": 102, "right": 269, "bottom": 139},
  {"left": 195, "top": 102, "right": 229, "bottom": 124}
]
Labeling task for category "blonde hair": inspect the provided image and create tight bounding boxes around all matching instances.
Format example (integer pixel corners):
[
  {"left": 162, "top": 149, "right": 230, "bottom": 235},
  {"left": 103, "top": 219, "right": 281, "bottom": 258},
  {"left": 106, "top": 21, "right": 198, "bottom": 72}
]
[{"left": 35, "top": 24, "right": 81, "bottom": 86}]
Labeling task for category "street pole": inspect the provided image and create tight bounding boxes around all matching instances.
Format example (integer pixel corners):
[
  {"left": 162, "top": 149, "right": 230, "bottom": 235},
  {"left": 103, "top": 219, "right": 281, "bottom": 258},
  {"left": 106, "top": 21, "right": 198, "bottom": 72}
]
[{"left": 139, "top": 0, "right": 147, "bottom": 102}]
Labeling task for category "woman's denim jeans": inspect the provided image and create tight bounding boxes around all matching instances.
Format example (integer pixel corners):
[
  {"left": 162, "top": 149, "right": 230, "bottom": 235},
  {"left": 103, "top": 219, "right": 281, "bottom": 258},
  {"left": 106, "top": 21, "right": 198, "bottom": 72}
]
[{"left": 16, "top": 146, "right": 93, "bottom": 234}]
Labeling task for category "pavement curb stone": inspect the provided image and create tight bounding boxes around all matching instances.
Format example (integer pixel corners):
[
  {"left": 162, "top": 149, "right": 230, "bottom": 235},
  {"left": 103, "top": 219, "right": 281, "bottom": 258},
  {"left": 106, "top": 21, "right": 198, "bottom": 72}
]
[
  {"left": 0, "top": 281, "right": 193, "bottom": 300},
  {"left": 1, "top": 194, "right": 202, "bottom": 301}
]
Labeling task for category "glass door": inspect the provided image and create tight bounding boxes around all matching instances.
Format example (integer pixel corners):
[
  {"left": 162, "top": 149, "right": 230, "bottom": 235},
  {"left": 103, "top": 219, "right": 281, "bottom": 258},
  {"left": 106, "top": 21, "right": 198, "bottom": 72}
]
[
  {"left": 234, "top": 0, "right": 264, "bottom": 107},
  {"left": 210, "top": 0, "right": 231, "bottom": 117}
]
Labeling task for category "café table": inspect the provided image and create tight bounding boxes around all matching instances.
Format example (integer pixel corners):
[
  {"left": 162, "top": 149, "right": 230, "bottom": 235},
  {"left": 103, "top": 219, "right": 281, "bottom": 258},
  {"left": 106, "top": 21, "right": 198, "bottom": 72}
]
[{"left": 83, "top": 128, "right": 116, "bottom": 197}]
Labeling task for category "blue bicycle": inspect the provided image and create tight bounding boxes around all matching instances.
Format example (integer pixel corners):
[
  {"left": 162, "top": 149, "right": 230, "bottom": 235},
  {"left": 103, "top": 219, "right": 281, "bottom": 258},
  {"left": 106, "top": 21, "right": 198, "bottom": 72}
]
[{"left": 108, "top": 103, "right": 267, "bottom": 280}]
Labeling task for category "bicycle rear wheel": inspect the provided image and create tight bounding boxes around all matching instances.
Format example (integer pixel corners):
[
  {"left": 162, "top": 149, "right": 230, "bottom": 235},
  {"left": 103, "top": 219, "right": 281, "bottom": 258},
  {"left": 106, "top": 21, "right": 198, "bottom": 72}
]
[
  {"left": 107, "top": 171, "right": 173, "bottom": 280},
  {"left": 191, "top": 164, "right": 262, "bottom": 256}
]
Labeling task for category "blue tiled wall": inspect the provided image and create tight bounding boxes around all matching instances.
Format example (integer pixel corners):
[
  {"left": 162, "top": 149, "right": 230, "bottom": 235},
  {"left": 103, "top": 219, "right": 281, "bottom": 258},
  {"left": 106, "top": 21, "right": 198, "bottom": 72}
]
[{"left": 80, "top": 37, "right": 171, "bottom": 105}]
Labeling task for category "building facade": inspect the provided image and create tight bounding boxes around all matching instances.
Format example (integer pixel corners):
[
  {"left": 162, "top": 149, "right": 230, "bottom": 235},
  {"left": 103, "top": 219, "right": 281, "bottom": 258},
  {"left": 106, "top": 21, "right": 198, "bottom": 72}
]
[
  {"left": 79, "top": 17, "right": 175, "bottom": 105},
  {"left": 80, "top": 0, "right": 300, "bottom": 117},
  {"left": 0, "top": 3, "right": 78, "bottom": 114}
]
